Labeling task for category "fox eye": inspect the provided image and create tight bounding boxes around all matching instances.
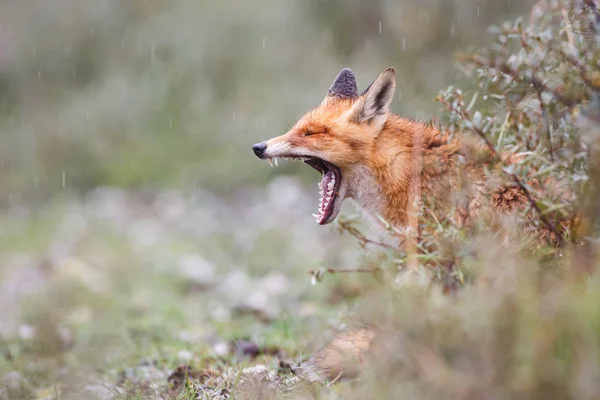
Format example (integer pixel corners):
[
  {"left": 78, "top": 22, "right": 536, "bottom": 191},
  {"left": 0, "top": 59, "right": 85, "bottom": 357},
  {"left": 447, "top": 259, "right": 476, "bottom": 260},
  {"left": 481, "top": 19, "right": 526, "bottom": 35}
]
[{"left": 304, "top": 131, "right": 318, "bottom": 137}]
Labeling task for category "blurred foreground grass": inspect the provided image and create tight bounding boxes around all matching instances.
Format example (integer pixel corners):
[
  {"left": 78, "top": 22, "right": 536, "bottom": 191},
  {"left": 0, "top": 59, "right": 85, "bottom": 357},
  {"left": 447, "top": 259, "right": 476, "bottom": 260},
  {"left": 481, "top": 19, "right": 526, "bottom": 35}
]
[
  {"left": 0, "top": 183, "right": 371, "bottom": 398},
  {"left": 0, "top": 0, "right": 532, "bottom": 203},
  {"left": 12, "top": 0, "right": 600, "bottom": 399}
]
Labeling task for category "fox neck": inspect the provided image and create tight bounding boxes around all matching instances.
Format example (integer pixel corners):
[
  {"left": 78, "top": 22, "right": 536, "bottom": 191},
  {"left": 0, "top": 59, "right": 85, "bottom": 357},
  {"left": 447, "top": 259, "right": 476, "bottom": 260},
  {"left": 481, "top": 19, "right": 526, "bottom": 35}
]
[
  {"left": 344, "top": 160, "right": 410, "bottom": 234},
  {"left": 344, "top": 165, "right": 386, "bottom": 228},
  {"left": 343, "top": 115, "right": 457, "bottom": 234}
]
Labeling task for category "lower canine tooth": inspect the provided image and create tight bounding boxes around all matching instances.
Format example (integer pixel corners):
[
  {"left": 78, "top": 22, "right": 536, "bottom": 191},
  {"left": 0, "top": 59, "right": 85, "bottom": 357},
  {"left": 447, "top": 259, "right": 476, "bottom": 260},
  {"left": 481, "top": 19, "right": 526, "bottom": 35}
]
[
  {"left": 274, "top": 158, "right": 278, "bottom": 166},
  {"left": 268, "top": 159, "right": 274, "bottom": 167}
]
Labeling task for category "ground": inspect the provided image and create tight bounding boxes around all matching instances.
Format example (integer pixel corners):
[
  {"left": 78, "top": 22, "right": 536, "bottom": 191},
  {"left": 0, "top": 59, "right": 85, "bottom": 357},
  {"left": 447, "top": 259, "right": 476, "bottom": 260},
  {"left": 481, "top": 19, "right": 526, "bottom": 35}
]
[{"left": 0, "top": 177, "right": 383, "bottom": 399}]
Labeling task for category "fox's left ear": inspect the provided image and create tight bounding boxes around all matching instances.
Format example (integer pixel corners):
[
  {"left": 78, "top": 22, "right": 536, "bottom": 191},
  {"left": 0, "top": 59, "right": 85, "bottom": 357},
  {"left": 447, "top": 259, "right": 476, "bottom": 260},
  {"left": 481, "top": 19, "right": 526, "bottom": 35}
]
[
  {"left": 349, "top": 67, "right": 396, "bottom": 127},
  {"left": 325, "top": 68, "right": 359, "bottom": 99}
]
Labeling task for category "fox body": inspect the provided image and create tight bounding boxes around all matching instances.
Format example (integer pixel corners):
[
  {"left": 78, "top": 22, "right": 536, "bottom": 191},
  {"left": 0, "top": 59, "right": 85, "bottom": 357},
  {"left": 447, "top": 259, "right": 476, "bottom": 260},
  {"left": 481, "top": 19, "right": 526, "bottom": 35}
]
[
  {"left": 252, "top": 68, "right": 525, "bottom": 240},
  {"left": 252, "top": 68, "right": 545, "bottom": 381}
]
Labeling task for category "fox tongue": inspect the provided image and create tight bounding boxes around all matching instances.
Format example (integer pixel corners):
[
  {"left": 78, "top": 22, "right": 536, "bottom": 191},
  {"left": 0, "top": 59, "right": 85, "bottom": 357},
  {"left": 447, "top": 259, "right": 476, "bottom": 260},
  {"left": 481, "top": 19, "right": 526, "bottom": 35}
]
[{"left": 313, "top": 170, "right": 336, "bottom": 223}]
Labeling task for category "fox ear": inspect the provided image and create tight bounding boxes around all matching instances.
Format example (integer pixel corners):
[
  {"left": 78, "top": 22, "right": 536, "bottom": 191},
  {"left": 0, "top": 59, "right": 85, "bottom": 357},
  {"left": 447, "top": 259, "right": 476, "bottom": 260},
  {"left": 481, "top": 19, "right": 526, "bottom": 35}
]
[
  {"left": 350, "top": 67, "right": 396, "bottom": 125},
  {"left": 326, "top": 68, "right": 358, "bottom": 99}
]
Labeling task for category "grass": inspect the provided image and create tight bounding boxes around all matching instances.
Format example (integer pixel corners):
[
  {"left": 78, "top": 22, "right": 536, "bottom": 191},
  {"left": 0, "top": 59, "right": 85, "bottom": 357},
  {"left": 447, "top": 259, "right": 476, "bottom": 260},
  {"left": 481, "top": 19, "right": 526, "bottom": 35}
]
[
  {"left": 0, "top": 185, "right": 375, "bottom": 399},
  {"left": 5, "top": 0, "right": 600, "bottom": 399}
]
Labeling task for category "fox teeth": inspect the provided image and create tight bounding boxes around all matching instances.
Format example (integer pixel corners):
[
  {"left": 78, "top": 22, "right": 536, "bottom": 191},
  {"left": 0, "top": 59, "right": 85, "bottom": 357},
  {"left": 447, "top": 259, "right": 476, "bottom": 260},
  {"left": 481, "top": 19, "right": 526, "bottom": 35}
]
[
  {"left": 327, "top": 181, "right": 334, "bottom": 190},
  {"left": 327, "top": 189, "right": 333, "bottom": 196},
  {"left": 274, "top": 157, "right": 278, "bottom": 166},
  {"left": 318, "top": 182, "right": 324, "bottom": 190},
  {"left": 268, "top": 159, "right": 274, "bottom": 167}
]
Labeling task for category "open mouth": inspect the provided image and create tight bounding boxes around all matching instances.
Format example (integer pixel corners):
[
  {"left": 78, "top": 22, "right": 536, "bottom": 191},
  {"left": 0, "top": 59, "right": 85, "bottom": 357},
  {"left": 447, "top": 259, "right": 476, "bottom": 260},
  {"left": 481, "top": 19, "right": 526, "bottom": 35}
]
[
  {"left": 264, "top": 156, "right": 342, "bottom": 225},
  {"left": 303, "top": 158, "right": 341, "bottom": 225}
]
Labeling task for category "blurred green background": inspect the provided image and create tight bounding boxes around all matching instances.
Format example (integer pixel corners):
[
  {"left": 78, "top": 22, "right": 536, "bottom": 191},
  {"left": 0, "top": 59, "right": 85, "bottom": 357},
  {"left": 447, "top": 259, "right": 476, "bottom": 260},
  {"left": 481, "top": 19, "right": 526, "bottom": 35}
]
[
  {"left": 0, "top": 0, "right": 537, "bottom": 397},
  {"left": 0, "top": 0, "right": 534, "bottom": 203}
]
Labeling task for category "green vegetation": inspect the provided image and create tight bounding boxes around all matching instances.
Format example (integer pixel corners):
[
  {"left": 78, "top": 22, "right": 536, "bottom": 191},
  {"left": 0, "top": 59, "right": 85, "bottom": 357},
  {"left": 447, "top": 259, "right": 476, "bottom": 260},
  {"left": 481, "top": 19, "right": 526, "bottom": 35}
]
[{"left": 4, "top": 0, "right": 600, "bottom": 399}]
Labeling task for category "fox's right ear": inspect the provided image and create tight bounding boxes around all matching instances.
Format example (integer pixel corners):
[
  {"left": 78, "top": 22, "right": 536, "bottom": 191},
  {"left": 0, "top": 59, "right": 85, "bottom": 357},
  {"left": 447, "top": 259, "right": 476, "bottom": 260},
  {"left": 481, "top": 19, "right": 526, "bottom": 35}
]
[{"left": 348, "top": 68, "right": 396, "bottom": 128}]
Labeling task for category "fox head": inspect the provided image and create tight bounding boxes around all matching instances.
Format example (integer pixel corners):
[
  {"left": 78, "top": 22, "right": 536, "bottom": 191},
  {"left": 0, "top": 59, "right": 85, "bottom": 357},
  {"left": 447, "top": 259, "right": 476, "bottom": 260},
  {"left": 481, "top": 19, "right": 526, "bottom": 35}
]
[{"left": 252, "top": 67, "right": 397, "bottom": 225}]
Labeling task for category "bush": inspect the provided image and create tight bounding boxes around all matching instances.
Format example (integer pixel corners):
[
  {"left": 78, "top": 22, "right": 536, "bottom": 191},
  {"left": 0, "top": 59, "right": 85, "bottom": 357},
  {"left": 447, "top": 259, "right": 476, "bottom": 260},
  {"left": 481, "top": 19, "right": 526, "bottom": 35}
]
[
  {"left": 321, "top": 1, "right": 600, "bottom": 398},
  {"left": 327, "top": 0, "right": 599, "bottom": 288}
]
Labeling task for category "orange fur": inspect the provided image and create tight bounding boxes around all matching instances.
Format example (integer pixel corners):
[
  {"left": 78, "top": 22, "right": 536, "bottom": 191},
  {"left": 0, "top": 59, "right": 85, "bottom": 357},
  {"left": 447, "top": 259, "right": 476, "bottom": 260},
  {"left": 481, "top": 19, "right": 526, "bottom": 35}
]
[
  {"left": 253, "top": 68, "right": 569, "bottom": 382},
  {"left": 257, "top": 68, "right": 524, "bottom": 238}
]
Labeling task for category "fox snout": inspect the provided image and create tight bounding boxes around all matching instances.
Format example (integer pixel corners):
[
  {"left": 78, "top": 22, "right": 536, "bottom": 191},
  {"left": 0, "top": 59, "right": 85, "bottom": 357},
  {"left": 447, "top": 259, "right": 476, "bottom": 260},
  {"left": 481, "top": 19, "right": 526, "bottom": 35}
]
[{"left": 252, "top": 142, "right": 267, "bottom": 158}]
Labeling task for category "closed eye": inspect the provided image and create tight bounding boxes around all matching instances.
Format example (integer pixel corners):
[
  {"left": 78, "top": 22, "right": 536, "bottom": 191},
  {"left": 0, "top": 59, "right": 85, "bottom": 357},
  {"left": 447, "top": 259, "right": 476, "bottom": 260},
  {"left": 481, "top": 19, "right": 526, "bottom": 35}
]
[{"left": 304, "top": 131, "right": 320, "bottom": 137}]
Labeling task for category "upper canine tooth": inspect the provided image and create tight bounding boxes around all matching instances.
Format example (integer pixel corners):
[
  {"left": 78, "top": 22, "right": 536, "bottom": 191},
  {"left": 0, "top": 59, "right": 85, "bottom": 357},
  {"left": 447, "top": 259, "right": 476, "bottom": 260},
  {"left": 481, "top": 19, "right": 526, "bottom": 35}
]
[
  {"left": 268, "top": 159, "right": 274, "bottom": 167},
  {"left": 274, "top": 158, "right": 279, "bottom": 166}
]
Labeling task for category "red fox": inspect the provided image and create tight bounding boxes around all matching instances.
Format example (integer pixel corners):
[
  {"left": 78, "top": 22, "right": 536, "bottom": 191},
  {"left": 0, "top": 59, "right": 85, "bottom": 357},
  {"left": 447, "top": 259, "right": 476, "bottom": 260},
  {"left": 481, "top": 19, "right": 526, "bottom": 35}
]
[
  {"left": 251, "top": 67, "right": 538, "bottom": 240},
  {"left": 252, "top": 68, "right": 569, "bottom": 381},
  {"left": 252, "top": 67, "right": 458, "bottom": 232}
]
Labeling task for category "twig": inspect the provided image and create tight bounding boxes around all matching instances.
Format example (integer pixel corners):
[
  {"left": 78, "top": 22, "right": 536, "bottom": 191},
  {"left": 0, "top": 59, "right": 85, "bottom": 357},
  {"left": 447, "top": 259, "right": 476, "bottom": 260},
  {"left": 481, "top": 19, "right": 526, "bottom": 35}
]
[
  {"left": 327, "top": 372, "right": 344, "bottom": 387},
  {"left": 309, "top": 267, "right": 382, "bottom": 275},
  {"left": 440, "top": 92, "right": 566, "bottom": 247},
  {"left": 406, "top": 122, "right": 424, "bottom": 272},
  {"left": 474, "top": 120, "right": 564, "bottom": 247},
  {"left": 462, "top": 55, "right": 583, "bottom": 107},
  {"left": 336, "top": 218, "right": 399, "bottom": 250},
  {"left": 518, "top": 33, "right": 557, "bottom": 161},
  {"left": 530, "top": 35, "right": 595, "bottom": 89},
  {"left": 308, "top": 266, "right": 382, "bottom": 284},
  {"left": 536, "top": 90, "right": 554, "bottom": 161}
]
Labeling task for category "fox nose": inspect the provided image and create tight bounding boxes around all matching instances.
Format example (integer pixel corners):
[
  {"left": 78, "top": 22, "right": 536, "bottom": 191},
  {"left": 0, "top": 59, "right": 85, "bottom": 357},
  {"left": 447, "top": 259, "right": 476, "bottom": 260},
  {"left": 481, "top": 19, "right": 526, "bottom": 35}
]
[{"left": 252, "top": 142, "right": 267, "bottom": 158}]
